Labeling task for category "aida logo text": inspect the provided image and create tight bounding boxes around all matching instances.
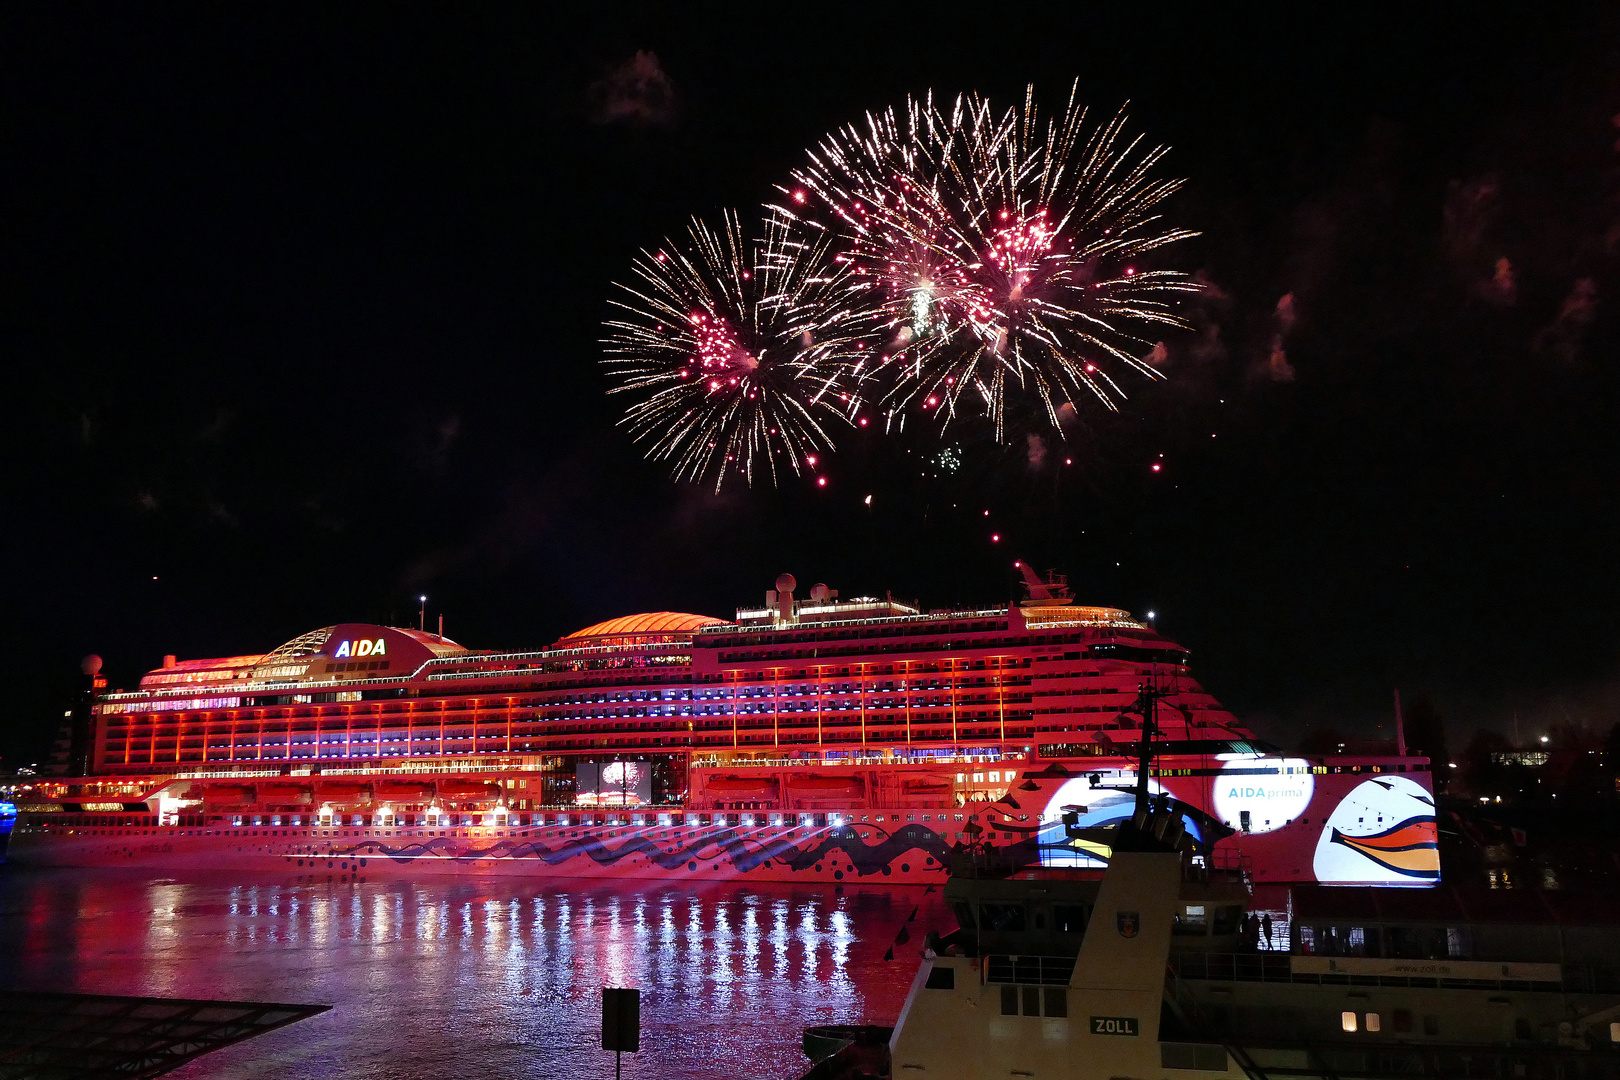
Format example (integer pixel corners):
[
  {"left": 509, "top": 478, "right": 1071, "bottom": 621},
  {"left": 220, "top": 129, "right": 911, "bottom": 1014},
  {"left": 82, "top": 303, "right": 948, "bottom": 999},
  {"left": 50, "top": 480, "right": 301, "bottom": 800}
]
[
  {"left": 333, "top": 638, "right": 387, "bottom": 659},
  {"left": 1225, "top": 785, "right": 1306, "bottom": 800}
]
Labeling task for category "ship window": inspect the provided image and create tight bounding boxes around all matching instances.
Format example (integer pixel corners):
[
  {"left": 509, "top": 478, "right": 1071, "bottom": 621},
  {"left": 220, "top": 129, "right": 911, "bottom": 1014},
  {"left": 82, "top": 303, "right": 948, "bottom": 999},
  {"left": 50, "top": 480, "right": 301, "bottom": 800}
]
[
  {"left": 924, "top": 967, "right": 955, "bottom": 990},
  {"left": 1173, "top": 906, "right": 1208, "bottom": 935},
  {"left": 1054, "top": 905, "right": 1088, "bottom": 933},
  {"left": 1365, "top": 1013, "right": 1380, "bottom": 1032},
  {"left": 1022, "top": 987, "right": 1040, "bottom": 1016},
  {"left": 1001, "top": 987, "right": 1018, "bottom": 1015},
  {"left": 1393, "top": 1010, "right": 1413, "bottom": 1033},
  {"left": 1341, "top": 1012, "right": 1357, "bottom": 1033},
  {"left": 980, "top": 904, "right": 1026, "bottom": 932},
  {"left": 1043, "top": 989, "right": 1067, "bottom": 1018}
]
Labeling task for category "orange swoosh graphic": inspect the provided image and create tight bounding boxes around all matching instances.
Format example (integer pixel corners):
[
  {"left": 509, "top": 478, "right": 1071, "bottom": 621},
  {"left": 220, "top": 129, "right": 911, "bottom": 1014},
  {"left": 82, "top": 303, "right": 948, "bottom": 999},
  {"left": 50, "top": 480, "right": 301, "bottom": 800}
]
[{"left": 1329, "top": 816, "right": 1439, "bottom": 879}]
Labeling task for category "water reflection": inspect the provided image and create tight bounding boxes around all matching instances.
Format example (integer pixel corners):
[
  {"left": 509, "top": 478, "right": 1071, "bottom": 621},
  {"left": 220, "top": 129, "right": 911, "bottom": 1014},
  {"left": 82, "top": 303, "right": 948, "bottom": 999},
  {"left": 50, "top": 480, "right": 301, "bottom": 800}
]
[{"left": 0, "top": 870, "right": 941, "bottom": 1080}]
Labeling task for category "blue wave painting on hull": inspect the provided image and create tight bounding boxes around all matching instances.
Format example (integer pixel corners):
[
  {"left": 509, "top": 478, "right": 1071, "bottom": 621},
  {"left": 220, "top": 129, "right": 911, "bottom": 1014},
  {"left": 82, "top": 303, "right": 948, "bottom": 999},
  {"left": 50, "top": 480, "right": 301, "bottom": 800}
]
[{"left": 313, "top": 823, "right": 957, "bottom": 876}]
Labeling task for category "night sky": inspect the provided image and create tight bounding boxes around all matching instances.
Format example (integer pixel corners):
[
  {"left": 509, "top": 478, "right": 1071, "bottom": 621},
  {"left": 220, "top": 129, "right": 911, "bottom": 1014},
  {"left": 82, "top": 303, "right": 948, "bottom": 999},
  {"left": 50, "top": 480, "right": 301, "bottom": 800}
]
[{"left": 5, "top": 6, "right": 1619, "bottom": 766}]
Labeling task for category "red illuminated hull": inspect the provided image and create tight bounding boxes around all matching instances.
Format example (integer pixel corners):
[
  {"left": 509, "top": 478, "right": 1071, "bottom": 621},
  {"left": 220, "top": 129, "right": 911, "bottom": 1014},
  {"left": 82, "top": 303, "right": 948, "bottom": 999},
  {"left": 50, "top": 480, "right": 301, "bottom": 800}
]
[
  {"left": 8, "top": 754, "right": 1437, "bottom": 887},
  {"left": 7, "top": 819, "right": 951, "bottom": 885}
]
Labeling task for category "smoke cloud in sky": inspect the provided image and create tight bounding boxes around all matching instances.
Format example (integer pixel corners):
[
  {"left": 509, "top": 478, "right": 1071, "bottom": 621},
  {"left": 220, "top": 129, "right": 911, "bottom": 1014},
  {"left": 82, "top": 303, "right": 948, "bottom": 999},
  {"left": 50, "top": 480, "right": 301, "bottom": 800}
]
[
  {"left": 1534, "top": 277, "right": 1600, "bottom": 362},
  {"left": 589, "top": 50, "right": 677, "bottom": 128},
  {"left": 1025, "top": 433, "right": 1048, "bottom": 472},
  {"left": 1264, "top": 293, "right": 1297, "bottom": 382},
  {"left": 1443, "top": 174, "right": 1501, "bottom": 267},
  {"left": 1477, "top": 256, "right": 1517, "bottom": 305}
]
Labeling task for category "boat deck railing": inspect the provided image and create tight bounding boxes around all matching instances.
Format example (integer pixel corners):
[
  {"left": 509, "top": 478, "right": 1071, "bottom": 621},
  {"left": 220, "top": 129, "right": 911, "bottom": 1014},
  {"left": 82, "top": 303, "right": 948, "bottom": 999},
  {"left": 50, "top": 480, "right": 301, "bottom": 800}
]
[
  {"left": 1235, "top": 1040, "right": 1620, "bottom": 1079},
  {"left": 985, "top": 954, "right": 1077, "bottom": 986},
  {"left": 1171, "top": 951, "right": 1620, "bottom": 995}
]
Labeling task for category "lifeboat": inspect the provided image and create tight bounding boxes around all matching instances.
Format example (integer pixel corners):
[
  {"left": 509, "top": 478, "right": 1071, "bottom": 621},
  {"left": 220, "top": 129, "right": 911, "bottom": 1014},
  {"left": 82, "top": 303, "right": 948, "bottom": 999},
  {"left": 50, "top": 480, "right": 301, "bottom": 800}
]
[
  {"left": 705, "top": 775, "right": 777, "bottom": 794},
  {"left": 199, "top": 784, "right": 255, "bottom": 805},
  {"left": 436, "top": 779, "right": 503, "bottom": 800},
  {"left": 373, "top": 780, "right": 434, "bottom": 799},
  {"left": 257, "top": 783, "right": 312, "bottom": 804},
  {"left": 903, "top": 777, "right": 954, "bottom": 795},
  {"left": 788, "top": 774, "right": 864, "bottom": 795},
  {"left": 314, "top": 781, "right": 372, "bottom": 805}
]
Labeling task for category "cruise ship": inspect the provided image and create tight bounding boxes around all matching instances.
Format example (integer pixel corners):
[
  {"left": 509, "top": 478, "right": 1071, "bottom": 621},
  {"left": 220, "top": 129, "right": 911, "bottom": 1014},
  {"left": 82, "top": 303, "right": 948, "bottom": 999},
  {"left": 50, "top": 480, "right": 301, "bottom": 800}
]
[{"left": 7, "top": 568, "right": 1438, "bottom": 887}]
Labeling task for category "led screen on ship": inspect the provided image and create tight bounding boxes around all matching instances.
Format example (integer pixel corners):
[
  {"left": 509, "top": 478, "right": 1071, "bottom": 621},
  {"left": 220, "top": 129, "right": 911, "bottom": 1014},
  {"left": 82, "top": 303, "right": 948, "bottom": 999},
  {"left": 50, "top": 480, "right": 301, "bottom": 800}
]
[{"left": 575, "top": 762, "right": 652, "bottom": 807}]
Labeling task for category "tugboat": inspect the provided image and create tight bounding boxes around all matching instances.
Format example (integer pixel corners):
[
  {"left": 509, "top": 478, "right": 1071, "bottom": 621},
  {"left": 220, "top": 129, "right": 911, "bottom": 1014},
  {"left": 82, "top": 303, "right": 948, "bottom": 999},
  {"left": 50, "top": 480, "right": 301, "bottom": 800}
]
[{"left": 802, "top": 684, "right": 1620, "bottom": 1079}]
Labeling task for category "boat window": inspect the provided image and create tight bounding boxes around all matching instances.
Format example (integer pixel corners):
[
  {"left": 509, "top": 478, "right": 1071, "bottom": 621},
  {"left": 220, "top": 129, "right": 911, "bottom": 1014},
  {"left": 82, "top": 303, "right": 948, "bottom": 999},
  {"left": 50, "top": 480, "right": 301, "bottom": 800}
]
[
  {"left": 1043, "top": 989, "right": 1067, "bottom": 1018},
  {"left": 1161, "top": 1044, "right": 1227, "bottom": 1071},
  {"left": 924, "top": 967, "right": 955, "bottom": 990},
  {"left": 1364, "top": 1013, "right": 1381, "bottom": 1033},
  {"left": 1000, "top": 987, "right": 1018, "bottom": 1016},
  {"left": 1385, "top": 926, "right": 1448, "bottom": 960},
  {"left": 1213, "top": 905, "right": 1244, "bottom": 936},
  {"left": 1173, "top": 905, "right": 1208, "bottom": 935},
  {"left": 1341, "top": 1012, "right": 1357, "bottom": 1033},
  {"left": 980, "top": 903, "right": 1026, "bottom": 932},
  {"left": 1053, "top": 905, "right": 1088, "bottom": 934},
  {"left": 1021, "top": 987, "right": 1040, "bottom": 1016}
]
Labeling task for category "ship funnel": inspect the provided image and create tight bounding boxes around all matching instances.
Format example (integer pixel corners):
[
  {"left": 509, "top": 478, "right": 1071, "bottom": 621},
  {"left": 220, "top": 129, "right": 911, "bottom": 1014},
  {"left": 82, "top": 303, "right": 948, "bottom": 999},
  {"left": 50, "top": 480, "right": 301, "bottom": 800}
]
[{"left": 1015, "top": 562, "right": 1073, "bottom": 606}]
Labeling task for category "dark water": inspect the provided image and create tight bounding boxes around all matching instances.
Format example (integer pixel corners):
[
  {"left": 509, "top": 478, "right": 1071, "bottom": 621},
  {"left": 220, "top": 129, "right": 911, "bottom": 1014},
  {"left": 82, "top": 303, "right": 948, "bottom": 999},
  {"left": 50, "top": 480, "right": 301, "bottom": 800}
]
[{"left": 0, "top": 868, "right": 945, "bottom": 1080}]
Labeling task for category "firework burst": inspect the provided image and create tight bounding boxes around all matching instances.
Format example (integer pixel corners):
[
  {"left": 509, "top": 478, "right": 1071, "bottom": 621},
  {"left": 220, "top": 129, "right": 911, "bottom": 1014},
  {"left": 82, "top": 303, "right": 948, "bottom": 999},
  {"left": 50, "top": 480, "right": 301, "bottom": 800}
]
[
  {"left": 602, "top": 211, "right": 862, "bottom": 489},
  {"left": 773, "top": 84, "right": 1201, "bottom": 440}
]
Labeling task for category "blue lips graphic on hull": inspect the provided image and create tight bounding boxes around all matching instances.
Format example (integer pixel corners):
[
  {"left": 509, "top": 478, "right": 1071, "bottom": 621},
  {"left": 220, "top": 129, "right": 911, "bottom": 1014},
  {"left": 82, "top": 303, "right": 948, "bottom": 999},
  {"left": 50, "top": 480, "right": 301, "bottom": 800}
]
[{"left": 315, "top": 823, "right": 955, "bottom": 876}]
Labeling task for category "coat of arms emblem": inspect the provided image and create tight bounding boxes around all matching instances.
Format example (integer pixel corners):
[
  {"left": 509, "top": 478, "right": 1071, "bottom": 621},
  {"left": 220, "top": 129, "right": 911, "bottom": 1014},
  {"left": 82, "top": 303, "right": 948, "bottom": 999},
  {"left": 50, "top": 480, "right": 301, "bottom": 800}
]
[{"left": 1117, "top": 910, "right": 1139, "bottom": 938}]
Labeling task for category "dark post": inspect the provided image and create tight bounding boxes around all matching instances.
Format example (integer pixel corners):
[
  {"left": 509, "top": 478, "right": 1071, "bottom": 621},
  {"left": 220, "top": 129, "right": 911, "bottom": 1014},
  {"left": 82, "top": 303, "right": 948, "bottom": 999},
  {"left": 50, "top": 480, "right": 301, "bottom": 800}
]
[{"left": 602, "top": 987, "right": 640, "bottom": 1080}]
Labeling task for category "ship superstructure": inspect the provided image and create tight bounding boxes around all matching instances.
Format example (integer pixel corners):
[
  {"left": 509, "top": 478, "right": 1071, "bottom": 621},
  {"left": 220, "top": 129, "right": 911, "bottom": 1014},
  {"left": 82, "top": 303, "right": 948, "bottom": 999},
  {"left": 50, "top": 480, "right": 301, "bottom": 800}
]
[{"left": 8, "top": 570, "right": 1437, "bottom": 887}]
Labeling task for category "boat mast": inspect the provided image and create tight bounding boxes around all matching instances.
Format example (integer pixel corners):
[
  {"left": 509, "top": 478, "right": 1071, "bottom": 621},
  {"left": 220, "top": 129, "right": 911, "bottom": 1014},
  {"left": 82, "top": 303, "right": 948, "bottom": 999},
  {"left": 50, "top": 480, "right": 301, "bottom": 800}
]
[{"left": 1132, "top": 677, "right": 1161, "bottom": 822}]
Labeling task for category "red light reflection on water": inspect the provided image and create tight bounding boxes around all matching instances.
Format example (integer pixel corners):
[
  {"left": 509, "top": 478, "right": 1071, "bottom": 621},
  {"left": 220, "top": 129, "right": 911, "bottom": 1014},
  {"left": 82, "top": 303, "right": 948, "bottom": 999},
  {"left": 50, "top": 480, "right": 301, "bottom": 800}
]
[{"left": 0, "top": 870, "right": 946, "bottom": 1080}]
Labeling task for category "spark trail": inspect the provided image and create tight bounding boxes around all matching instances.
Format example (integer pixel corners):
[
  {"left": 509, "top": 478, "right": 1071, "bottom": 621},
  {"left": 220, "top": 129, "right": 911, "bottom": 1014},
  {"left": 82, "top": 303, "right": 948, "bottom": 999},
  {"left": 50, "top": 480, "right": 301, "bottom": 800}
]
[
  {"left": 602, "top": 212, "right": 863, "bottom": 489},
  {"left": 773, "top": 84, "right": 1201, "bottom": 441}
]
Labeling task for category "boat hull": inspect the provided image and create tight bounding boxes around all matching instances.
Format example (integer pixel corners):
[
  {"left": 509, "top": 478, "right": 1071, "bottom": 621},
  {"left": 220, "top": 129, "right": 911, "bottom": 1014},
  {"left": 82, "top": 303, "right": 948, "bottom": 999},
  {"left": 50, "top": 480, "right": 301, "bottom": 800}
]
[
  {"left": 5, "top": 819, "right": 953, "bottom": 885},
  {"left": 7, "top": 755, "right": 1439, "bottom": 887}
]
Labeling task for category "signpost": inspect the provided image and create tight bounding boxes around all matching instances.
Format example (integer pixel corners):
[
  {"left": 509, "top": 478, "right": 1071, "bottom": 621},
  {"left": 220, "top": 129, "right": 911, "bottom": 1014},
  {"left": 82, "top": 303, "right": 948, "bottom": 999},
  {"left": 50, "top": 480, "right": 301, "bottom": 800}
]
[{"left": 602, "top": 987, "right": 640, "bottom": 1080}]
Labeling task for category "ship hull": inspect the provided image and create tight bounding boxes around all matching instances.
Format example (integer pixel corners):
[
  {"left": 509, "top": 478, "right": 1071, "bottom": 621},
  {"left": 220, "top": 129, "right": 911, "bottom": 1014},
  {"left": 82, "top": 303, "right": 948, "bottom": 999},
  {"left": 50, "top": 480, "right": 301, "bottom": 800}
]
[
  {"left": 6, "top": 755, "right": 1437, "bottom": 888},
  {"left": 5, "top": 819, "right": 953, "bottom": 885}
]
